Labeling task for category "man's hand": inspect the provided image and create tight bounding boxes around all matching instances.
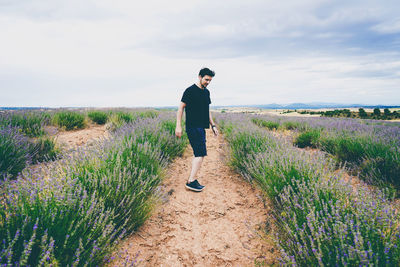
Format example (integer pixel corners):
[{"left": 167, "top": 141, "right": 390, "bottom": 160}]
[
  {"left": 212, "top": 125, "right": 219, "bottom": 136},
  {"left": 176, "top": 102, "right": 186, "bottom": 138},
  {"left": 175, "top": 126, "right": 183, "bottom": 138}
]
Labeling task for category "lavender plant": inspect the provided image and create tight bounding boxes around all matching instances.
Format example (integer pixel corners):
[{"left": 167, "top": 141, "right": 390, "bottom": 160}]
[
  {"left": 30, "top": 136, "right": 60, "bottom": 164},
  {"left": 276, "top": 177, "right": 400, "bottom": 266},
  {"left": 0, "top": 111, "right": 59, "bottom": 180},
  {"left": 0, "top": 125, "right": 32, "bottom": 179}
]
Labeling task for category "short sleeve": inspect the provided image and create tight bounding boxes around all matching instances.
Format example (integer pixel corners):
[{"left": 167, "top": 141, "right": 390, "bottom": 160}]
[
  {"left": 181, "top": 88, "right": 191, "bottom": 104},
  {"left": 208, "top": 91, "right": 211, "bottom": 104}
]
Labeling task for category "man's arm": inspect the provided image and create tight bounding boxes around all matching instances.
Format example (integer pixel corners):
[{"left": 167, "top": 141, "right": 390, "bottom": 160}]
[
  {"left": 209, "top": 110, "right": 219, "bottom": 136},
  {"left": 175, "top": 101, "right": 186, "bottom": 138}
]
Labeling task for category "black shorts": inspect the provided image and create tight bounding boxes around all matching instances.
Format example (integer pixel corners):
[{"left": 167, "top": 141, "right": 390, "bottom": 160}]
[{"left": 186, "top": 127, "right": 207, "bottom": 157}]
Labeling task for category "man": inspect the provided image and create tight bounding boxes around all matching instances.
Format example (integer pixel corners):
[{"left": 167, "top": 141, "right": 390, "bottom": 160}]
[{"left": 175, "top": 68, "right": 219, "bottom": 192}]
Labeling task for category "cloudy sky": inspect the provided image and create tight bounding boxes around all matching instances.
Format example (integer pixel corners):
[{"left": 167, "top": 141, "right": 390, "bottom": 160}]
[{"left": 1, "top": 0, "right": 399, "bottom": 107}]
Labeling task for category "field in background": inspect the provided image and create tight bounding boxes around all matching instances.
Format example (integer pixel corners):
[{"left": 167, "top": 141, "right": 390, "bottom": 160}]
[{"left": 215, "top": 107, "right": 400, "bottom": 121}]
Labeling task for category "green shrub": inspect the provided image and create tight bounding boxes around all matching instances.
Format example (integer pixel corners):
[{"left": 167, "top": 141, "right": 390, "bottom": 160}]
[
  {"left": 334, "top": 135, "right": 365, "bottom": 163},
  {"left": 359, "top": 108, "right": 368, "bottom": 118},
  {"left": 373, "top": 108, "right": 381, "bottom": 116},
  {"left": 294, "top": 129, "right": 321, "bottom": 148},
  {"left": 252, "top": 118, "right": 280, "bottom": 130},
  {"left": 52, "top": 111, "right": 86, "bottom": 130},
  {"left": 318, "top": 135, "right": 337, "bottom": 155},
  {"left": 88, "top": 111, "right": 109, "bottom": 125}
]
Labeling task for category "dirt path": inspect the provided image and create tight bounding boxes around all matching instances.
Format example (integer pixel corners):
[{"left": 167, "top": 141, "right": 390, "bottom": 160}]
[
  {"left": 111, "top": 130, "right": 277, "bottom": 266},
  {"left": 51, "top": 124, "right": 108, "bottom": 150}
]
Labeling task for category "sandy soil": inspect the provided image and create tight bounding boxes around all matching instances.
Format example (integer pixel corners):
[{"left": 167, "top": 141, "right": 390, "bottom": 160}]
[
  {"left": 110, "top": 130, "right": 277, "bottom": 266},
  {"left": 25, "top": 124, "right": 109, "bottom": 175},
  {"left": 50, "top": 124, "right": 109, "bottom": 150}
]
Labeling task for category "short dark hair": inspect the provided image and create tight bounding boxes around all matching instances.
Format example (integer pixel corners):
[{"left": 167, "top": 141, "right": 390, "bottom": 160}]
[{"left": 199, "top": 68, "right": 215, "bottom": 77}]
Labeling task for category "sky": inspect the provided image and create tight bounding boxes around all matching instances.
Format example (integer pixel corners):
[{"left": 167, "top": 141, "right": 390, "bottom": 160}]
[{"left": 0, "top": 0, "right": 399, "bottom": 107}]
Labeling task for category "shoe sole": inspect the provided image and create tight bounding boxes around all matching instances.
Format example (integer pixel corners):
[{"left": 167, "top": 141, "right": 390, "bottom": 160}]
[{"left": 185, "top": 184, "right": 203, "bottom": 192}]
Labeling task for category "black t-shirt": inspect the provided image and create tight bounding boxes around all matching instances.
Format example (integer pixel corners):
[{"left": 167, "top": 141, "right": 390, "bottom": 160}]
[{"left": 181, "top": 84, "right": 211, "bottom": 128}]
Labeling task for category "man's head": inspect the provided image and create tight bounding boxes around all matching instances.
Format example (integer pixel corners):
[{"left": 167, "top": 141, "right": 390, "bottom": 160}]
[{"left": 198, "top": 67, "right": 215, "bottom": 89}]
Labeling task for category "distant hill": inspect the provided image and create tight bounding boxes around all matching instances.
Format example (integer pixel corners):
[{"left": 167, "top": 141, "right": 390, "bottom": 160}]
[
  {"left": 2, "top": 103, "right": 400, "bottom": 110},
  {"left": 0, "top": 107, "right": 51, "bottom": 110},
  {"left": 214, "top": 103, "right": 400, "bottom": 110}
]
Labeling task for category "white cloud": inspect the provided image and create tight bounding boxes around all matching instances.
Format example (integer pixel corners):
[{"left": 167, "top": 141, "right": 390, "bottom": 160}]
[
  {"left": 0, "top": 0, "right": 400, "bottom": 107},
  {"left": 372, "top": 18, "right": 400, "bottom": 34}
]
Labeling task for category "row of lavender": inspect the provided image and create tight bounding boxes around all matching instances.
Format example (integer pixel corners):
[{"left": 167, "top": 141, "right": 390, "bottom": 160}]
[
  {"left": 0, "top": 112, "right": 188, "bottom": 266},
  {"left": 0, "top": 127, "right": 58, "bottom": 180},
  {"left": 0, "top": 109, "right": 160, "bottom": 135},
  {"left": 0, "top": 110, "right": 84, "bottom": 180},
  {"left": 0, "top": 109, "right": 160, "bottom": 180},
  {"left": 252, "top": 114, "right": 400, "bottom": 194},
  {"left": 215, "top": 113, "right": 400, "bottom": 266}
]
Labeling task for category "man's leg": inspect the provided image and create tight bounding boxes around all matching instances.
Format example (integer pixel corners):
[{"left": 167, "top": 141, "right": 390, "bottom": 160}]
[
  {"left": 188, "top": 156, "right": 204, "bottom": 183},
  {"left": 185, "top": 127, "right": 206, "bottom": 190}
]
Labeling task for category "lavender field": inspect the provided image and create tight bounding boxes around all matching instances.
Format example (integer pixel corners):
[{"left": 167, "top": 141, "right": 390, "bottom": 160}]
[
  {"left": 1, "top": 108, "right": 400, "bottom": 266},
  {"left": 215, "top": 112, "right": 400, "bottom": 265}
]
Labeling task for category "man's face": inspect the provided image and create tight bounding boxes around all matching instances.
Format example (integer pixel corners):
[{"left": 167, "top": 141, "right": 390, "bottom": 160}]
[{"left": 199, "top": 75, "right": 213, "bottom": 88}]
